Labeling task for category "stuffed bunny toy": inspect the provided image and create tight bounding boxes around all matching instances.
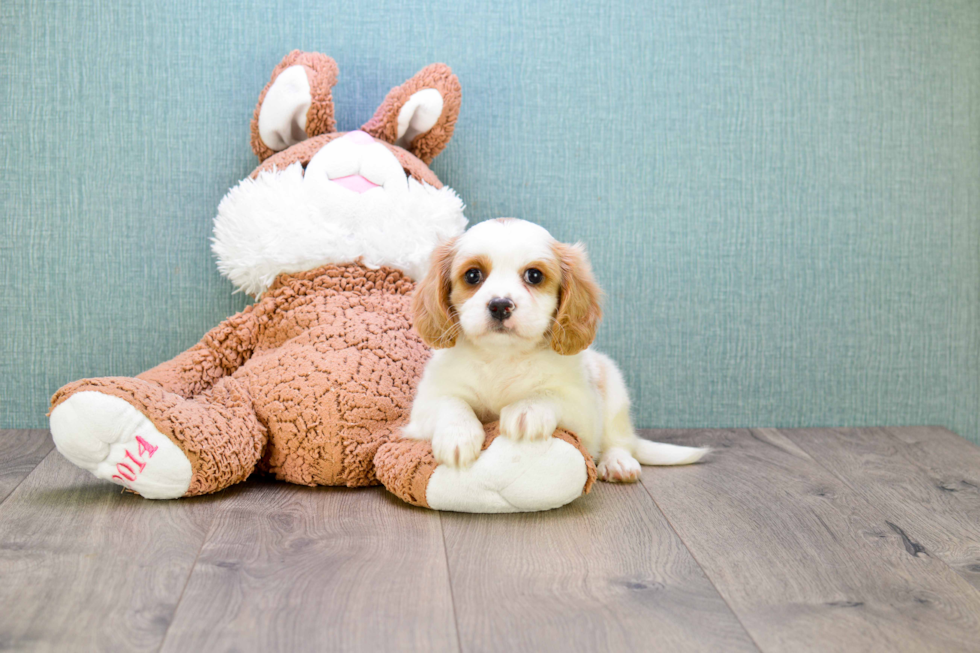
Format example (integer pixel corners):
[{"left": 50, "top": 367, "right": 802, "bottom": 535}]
[{"left": 49, "top": 51, "right": 595, "bottom": 512}]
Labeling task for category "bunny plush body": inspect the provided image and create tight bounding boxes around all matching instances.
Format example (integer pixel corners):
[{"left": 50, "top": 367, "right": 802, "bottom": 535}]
[{"left": 49, "top": 51, "right": 595, "bottom": 512}]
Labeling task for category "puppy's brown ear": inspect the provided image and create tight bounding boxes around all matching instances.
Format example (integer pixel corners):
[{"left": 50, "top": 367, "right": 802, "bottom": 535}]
[
  {"left": 551, "top": 243, "right": 603, "bottom": 356},
  {"left": 412, "top": 238, "right": 459, "bottom": 348}
]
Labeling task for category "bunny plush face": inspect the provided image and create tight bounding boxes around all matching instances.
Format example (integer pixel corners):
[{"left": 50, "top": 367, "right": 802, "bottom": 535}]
[{"left": 212, "top": 52, "right": 467, "bottom": 296}]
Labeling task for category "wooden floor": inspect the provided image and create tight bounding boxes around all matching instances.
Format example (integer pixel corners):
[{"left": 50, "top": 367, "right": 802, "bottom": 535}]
[{"left": 2, "top": 427, "right": 980, "bottom": 652}]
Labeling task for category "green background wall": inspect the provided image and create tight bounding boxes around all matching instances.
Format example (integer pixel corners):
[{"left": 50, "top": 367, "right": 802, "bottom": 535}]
[{"left": 2, "top": 0, "right": 978, "bottom": 442}]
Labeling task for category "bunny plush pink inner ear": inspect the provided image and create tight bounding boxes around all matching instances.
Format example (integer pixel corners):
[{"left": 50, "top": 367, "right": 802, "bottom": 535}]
[
  {"left": 361, "top": 63, "right": 461, "bottom": 166},
  {"left": 250, "top": 51, "right": 339, "bottom": 162}
]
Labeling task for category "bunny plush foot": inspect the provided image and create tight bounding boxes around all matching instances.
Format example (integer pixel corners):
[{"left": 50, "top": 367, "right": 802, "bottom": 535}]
[
  {"left": 375, "top": 423, "right": 597, "bottom": 513},
  {"left": 426, "top": 435, "right": 588, "bottom": 512},
  {"left": 50, "top": 391, "right": 192, "bottom": 499}
]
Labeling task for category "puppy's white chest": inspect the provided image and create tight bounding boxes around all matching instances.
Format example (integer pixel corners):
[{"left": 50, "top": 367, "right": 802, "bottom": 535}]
[{"left": 461, "top": 356, "right": 564, "bottom": 418}]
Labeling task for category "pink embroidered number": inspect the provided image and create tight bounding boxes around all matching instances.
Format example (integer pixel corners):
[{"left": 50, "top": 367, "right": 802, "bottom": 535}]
[
  {"left": 124, "top": 449, "right": 145, "bottom": 472},
  {"left": 112, "top": 435, "right": 159, "bottom": 485},
  {"left": 136, "top": 435, "right": 158, "bottom": 458},
  {"left": 115, "top": 463, "right": 137, "bottom": 482}
]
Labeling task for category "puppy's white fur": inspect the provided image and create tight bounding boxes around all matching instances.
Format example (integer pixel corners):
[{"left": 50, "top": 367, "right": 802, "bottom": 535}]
[{"left": 405, "top": 218, "right": 708, "bottom": 482}]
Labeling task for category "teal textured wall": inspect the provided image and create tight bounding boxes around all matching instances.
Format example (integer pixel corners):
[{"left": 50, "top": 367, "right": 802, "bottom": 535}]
[{"left": 1, "top": 1, "right": 978, "bottom": 442}]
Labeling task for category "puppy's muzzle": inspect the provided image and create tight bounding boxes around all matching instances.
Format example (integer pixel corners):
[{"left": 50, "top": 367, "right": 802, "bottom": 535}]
[{"left": 487, "top": 297, "right": 515, "bottom": 322}]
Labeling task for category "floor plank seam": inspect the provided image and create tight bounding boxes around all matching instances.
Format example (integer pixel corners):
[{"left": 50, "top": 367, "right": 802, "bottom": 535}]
[
  {"left": 155, "top": 509, "right": 221, "bottom": 653},
  {"left": 437, "top": 513, "right": 465, "bottom": 653},
  {"left": 636, "top": 475, "right": 766, "bottom": 653},
  {"left": 777, "top": 428, "right": 980, "bottom": 600},
  {"left": 0, "top": 445, "right": 57, "bottom": 508}
]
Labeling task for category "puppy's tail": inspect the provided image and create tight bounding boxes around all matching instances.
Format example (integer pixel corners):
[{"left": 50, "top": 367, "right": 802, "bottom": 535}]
[{"left": 633, "top": 439, "right": 710, "bottom": 466}]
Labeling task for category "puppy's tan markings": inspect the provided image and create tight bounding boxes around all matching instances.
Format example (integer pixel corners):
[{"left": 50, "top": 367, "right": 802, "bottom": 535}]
[
  {"left": 449, "top": 254, "right": 493, "bottom": 307},
  {"left": 522, "top": 258, "right": 562, "bottom": 295},
  {"left": 550, "top": 242, "right": 603, "bottom": 356},
  {"left": 594, "top": 361, "right": 607, "bottom": 399},
  {"left": 412, "top": 237, "right": 459, "bottom": 348}
]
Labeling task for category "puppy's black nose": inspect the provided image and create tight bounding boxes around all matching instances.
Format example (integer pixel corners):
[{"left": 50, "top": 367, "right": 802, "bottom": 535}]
[{"left": 487, "top": 297, "right": 515, "bottom": 321}]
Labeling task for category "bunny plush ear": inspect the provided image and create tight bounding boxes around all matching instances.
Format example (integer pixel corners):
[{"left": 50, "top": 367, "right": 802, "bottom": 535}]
[
  {"left": 250, "top": 51, "right": 339, "bottom": 162},
  {"left": 361, "top": 64, "right": 461, "bottom": 165}
]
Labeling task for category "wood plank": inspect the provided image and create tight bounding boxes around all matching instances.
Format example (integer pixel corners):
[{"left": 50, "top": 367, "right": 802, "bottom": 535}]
[
  {"left": 780, "top": 426, "right": 980, "bottom": 590},
  {"left": 0, "top": 451, "right": 217, "bottom": 652},
  {"left": 640, "top": 428, "right": 980, "bottom": 653},
  {"left": 0, "top": 430, "right": 53, "bottom": 504},
  {"left": 159, "top": 482, "right": 459, "bottom": 653},
  {"left": 441, "top": 481, "right": 759, "bottom": 652}
]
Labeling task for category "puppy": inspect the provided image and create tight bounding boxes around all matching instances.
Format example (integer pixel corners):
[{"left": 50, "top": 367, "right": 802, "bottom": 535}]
[{"left": 404, "top": 218, "right": 708, "bottom": 482}]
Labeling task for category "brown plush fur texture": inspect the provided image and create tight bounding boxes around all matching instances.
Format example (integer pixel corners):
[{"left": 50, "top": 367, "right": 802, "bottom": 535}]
[
  {"left": 250, "top": 51, "right": 339, "bottom": 162},
  {"left": 375, "top": 423, "right": 597, "bottom": 508},
  {"left": 361, "top": 63, "right": 462, "bottom": 165},
  {"left": 53, "top": 265, "right": 427, "bottom": 495}
]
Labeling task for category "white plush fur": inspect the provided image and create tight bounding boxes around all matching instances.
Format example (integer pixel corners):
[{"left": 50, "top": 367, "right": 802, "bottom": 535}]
[
  {"left": 396, "top": 88, "right": 444, "bottom": 148},
  {"left": 50, "top": 392, "right": 193, "bottom": 499},
  {"left": 212, "top": 161, "right": 466, "bottom": 296},
  {"left": 425, "top": 435, "right": 588, "bottom": 512},
  {"left": 405, "top": 219, "right": 709, "bottom": 482}
]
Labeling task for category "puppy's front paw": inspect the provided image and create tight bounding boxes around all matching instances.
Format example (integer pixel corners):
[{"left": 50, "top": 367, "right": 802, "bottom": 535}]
[
  {"left": 432, "top": 420, "right": 485, "bottom": 468},
  {"left": 597, "top": 449, "right": 642, "bottom": 483},
  {"left": 400, "top": 421, "right": 426, "bottom": 441},
  {"left": 500, "top": 400, "right": 559, "bottom": 442}
]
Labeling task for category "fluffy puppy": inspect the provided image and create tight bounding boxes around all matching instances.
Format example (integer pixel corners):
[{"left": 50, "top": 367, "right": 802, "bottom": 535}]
[{"left": 404, "top": 218, "right": 708, "bottom": 482}]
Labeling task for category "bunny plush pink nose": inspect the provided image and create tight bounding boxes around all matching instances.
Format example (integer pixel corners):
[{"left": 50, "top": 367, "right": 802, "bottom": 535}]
[
  {"left": 344, "top": 130, "right": 374, "bottom": 145},
  {"left": 328, "top": 130, "right": 381, "bottom": 193},
  {"left": 331, "top": 174, "right": 380, "bottom": 193}
]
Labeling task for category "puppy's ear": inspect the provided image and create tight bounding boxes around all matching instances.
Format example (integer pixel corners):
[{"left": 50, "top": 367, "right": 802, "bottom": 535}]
[
  {"left": 551, "top": 242, "right": 603, "bottom": 355},
  {"left": 361, "top": 64, "right": 461, "bottom": 165},
  {"left": 412, "top": 238, "right": 459, "bottom": 348}
]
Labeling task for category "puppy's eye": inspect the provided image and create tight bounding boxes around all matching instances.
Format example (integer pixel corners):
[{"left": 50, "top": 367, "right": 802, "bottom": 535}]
[
  {"left": 523, "top": 268, "right": 544, "bottom": 285},
  {"left": 464, "top": 268, "right": 483, "bottom": 285}
]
